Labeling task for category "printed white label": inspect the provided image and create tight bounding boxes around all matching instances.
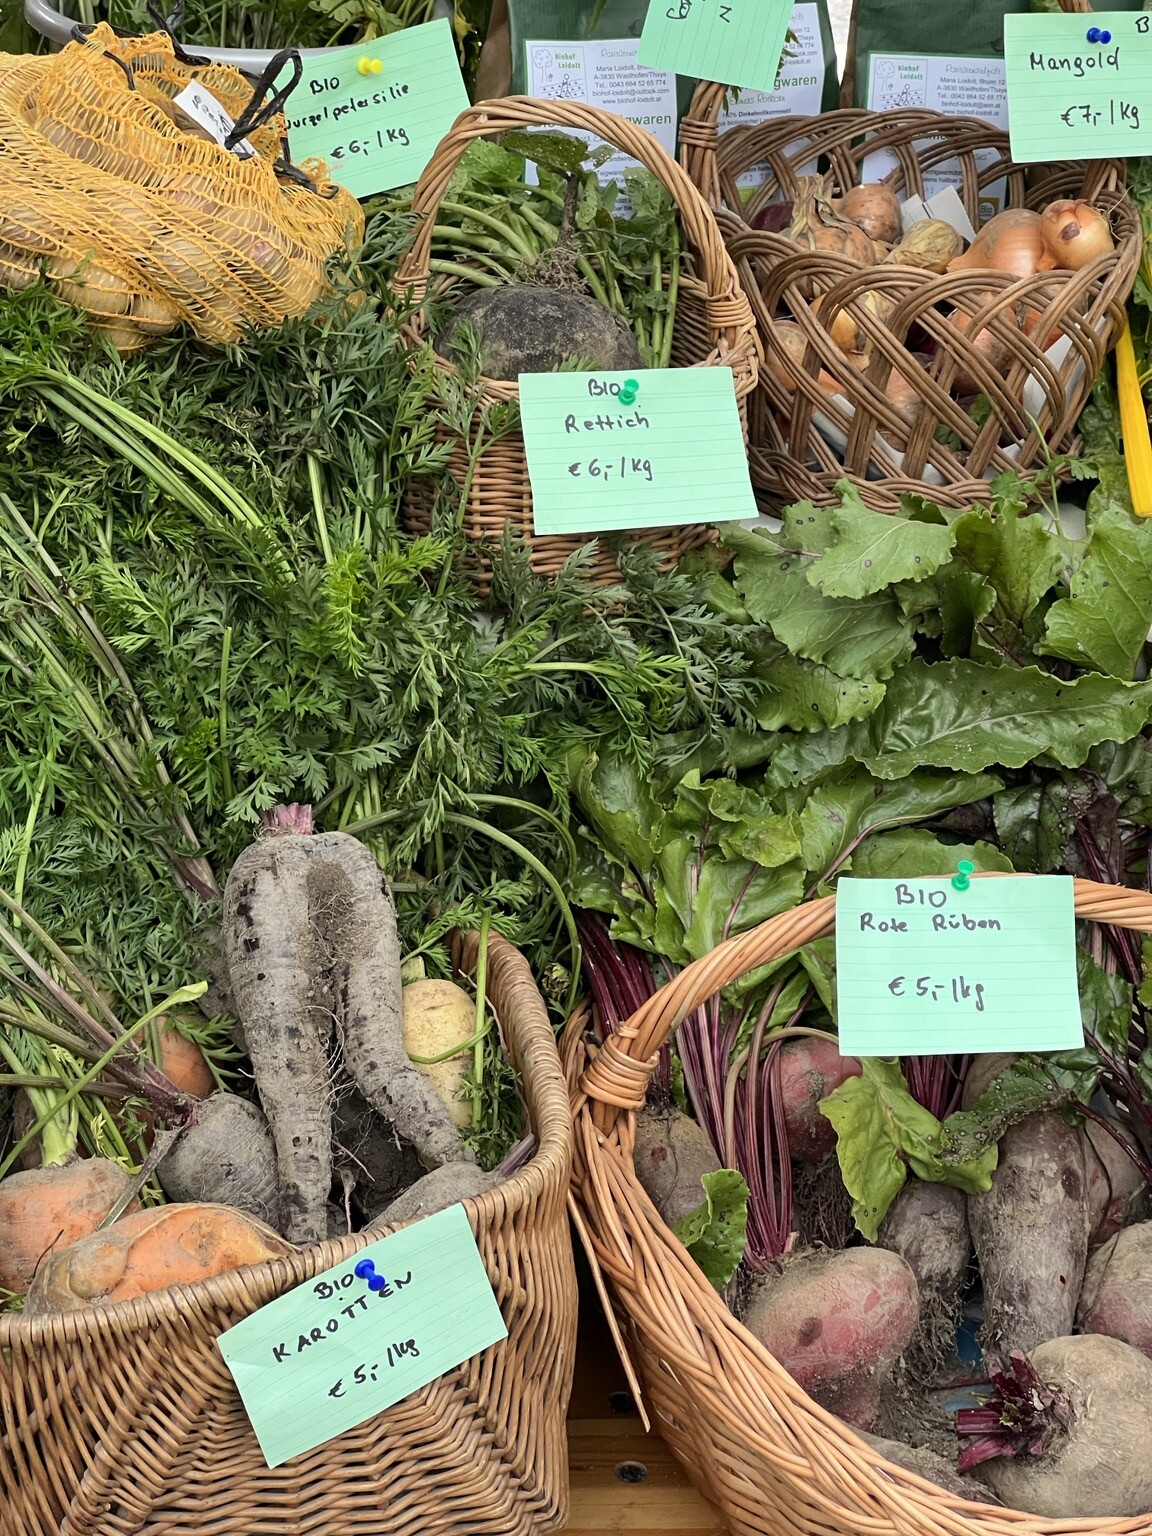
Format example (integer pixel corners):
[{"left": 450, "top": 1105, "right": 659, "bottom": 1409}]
[
  {"left": 524, "top": 38, "right": 678, "bottom": 195},
  {"left": 863, "top": 54, "right": 1009, "bottom": 221},
  {"left": 715, "top": 2, "right": 824, "bottom": 191},
  {"left": 172, "top": 82, "right": 256, "bottom": 158}
]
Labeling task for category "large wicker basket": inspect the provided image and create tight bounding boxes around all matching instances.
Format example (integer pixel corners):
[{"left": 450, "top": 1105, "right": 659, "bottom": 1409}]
[
  {"left": 677, "top": 103, "right": 1139, "bottom": 511},
  {"left": 565, "top": 879, "right": 1152, "bottom": 1536},
  {"left": 395, "top": 98, "right": 759, "bottom": 588},
  {"left": 0, "top": 933, "right": 576, "bottom": 1536}
]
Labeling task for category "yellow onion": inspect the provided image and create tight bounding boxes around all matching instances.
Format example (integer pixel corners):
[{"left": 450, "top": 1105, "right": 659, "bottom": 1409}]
[{"left": 1040, "top": 199, "right": 1114, "bottom": 270}]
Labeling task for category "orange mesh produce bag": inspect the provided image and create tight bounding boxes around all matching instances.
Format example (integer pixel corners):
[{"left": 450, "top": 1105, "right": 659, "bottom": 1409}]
[{"left": 0, "top": 26, "right": 364, "bottom": 350}]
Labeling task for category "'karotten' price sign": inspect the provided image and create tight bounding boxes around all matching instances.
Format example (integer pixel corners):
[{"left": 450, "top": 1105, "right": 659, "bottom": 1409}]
[
  {"left": 286, "top": 20, "right": 469, "bottom": 199},
  {"left": 217, "top": 1203, "right": 507, "bottom": 1467},
  {"left": 519, "top": 368, "right": 757, "bottom": 535},
  {"left": 835, "top": 876, "right": 1083, "bottom": 1057},
  {"left": 1003, "top": 11, "right": 1152, "bottom": 161}
]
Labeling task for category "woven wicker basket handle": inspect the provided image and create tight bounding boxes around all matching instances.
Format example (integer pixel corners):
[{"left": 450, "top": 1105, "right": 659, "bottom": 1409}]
[
  {"left": 394, "top": 96, "right": 754, "bottom": 348},
  {"left": 580, "top": 877, "right": 1152, "bottom": 1130}
]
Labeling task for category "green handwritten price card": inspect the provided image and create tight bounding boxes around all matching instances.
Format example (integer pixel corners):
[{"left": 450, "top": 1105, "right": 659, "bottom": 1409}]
[
  {"left": 217, "top": 1203, "right": 507, "bottom": 1467},
  {"left": 637, "top": 0, "right": 792, "bottom": 95},
  {"left": 834, "top": 876, "right": 1083, "bottom": 1057},
  {"left": 285, "top": 20, "right": 469, "bottom": 199},
  {"left": 519, "top": 368, "right": 757, "bottom": 535},
  {"left": 1004, "top": 11, "right": 1152, "bottom": 162}
]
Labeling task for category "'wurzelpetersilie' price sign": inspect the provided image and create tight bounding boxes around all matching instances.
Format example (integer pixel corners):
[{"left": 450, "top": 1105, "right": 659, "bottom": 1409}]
[
  {"left": 1003, "top": 11, "right": 1152, "bottom": 161},
  {"left": 835, "top": 876, "right": 1084, "bottom": 1057}
]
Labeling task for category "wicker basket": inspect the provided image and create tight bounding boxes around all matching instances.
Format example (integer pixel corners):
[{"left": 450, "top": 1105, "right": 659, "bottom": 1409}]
[
  {"left": 394, "top": 98, "right": 759, "bottom": 588},
  {"left": 565, "top": 878, "right": 1152, "bottom": 1536},
  {"left": 676, "top": 101, "right": 1139, "bottom": 511},
  {"left": 0, "top": 932, "right": 576, "bottom": 1536}
]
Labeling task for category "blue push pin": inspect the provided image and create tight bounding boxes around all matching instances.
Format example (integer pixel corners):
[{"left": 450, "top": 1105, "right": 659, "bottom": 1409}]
[
  {"left": 1100, "top": 28, "right": 1111, "bottom": 41},
  {"left": 1087, "top": 25, "right": 1101, "bottom": 41},
  {"left": 355, "top": 1257, "right": 387, "bottom": 1292},
  {"left": 952, "top": 859, "right": 975, "bottom": 893},
  {"left": 618, "top": 376, "right": 640, "bottom": 405}
]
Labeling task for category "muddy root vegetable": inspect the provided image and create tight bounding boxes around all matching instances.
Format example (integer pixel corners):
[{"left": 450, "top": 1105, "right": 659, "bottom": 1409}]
[
  {"left": 633, "top": 1104, "right": 722, "bottom": 1227},
  {"left": 864, "top": 1433, "right": 998, "bottom": 1504},
  {"left": 878, "top": 1179, "right": 970, "bottom": 1370},
  {"left": 1082, "top": 1119, "right": 1148, "bottom": 1245},
  {"left": 778, "top": 1039, "right": 861, "bottom": 1164},
  {"left": 0, "top": 1160, "right": 139, "bottom": 1295},
  {"left": 740, "top": 1247, "right": 919, "bottom": 1429},
  {"left": 381, "top": 1162, "right": 500, "bottom": 1226},
  {"left": 403, "top": 978, "right": 476, "bottom": 1130},
  {"left": 24, "top": 1202, "right": 291, "bottom": 1313},
  {"left": 1077, "top": 1220, "right": 1152, "bottom": 1358},
  {"left": 223, "top": 817, "right": 470, "bottom": 1244},
  {"left": 334, "top": 1087, "right": 424, "bottom": 1222},
  {"left": 156, "top": 1093, "right": 278, "bottom": 1227},
  {"left": 968, "top": 1111, "right": 1089, "bottom": 1354},
  {"left": 974, "top": 1336, "right": 1152, "bottom": 1517}
]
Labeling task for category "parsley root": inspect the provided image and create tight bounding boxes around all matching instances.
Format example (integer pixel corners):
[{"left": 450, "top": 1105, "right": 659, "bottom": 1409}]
[{"left": 223, "top": 813, "right": 469, "bottom": 1244}]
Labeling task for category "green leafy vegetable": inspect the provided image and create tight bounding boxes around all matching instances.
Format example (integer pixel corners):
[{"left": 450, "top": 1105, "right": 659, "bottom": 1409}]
[
  {"left": 819, "top": 1059, "right": 998, "bottom": 1240},
  {"left": 671, "top": 1168, "right": 751, "bottom": 1289}
]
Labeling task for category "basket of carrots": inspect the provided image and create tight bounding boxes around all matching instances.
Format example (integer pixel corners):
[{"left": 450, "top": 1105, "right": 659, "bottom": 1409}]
[
  {"left": 394, "top": 97, "right": 758, "bottom": 588},
  {"left": 677, "top": 104, "right": 1139, "bottom": 511},
  {"left": 566, "top": 878, "right": 1152, "bottom": 1536},
  {"left": 0, "top": 816, "right": 576, "bottom": 1536}
]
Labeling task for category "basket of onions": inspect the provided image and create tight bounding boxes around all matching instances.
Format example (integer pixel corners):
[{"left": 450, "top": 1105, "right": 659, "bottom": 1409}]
[{"left": 678, "top": 106, "right": 1140, "bottom": 510}]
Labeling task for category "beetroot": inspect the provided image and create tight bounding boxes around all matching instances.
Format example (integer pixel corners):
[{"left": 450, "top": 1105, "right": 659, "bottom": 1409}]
[
  {"left": 778, "top": 1038, "right": 861, "bottom": 1165},
  {"left": 740, "top": 1246, "right": 919, "bottom": 1430},
  {"left": 1082, "top": 1119, "right": 1149, "bottom": 1246},
  {"left": 968, "top": 1110, "right": 1088, "bottom": 1353},
  {"left": 1077, "top": 1220, "right": 1152, "bottom": 1358},
  {"left": 633, "top": 1104, "right": 722, "bottom": 1227},
  {"left": 971, "top": 1336, "right": 1152, "bottom": 1517},
  {"left": 878, "top": 1179, "right": 970, "bottom": 1369}
]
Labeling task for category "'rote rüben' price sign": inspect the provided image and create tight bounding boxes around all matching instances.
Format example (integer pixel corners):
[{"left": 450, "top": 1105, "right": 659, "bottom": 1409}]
[
  {"left": 286, "top": 20, "right": 469, "bottom": 199},
  {"left": 216, "top": 1203, "right": 507, "bottom": 1467},
  {"left": 636, "top": 0, "right": 793, "bottom": 96},
  {"left": 519, "top": 368, "right": 757, "bottom": 535},
  {"left": 1003, "top": 11, "right": 1152, "bottom": 162},
  {"left": 834, "top": 875, "right": 1083, "bottom": 1057}
]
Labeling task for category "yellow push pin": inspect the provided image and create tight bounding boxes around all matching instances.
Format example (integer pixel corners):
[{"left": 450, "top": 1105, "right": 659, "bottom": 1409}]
[{"left": 357, "top": 55, "right": 383, "bottom": 74}]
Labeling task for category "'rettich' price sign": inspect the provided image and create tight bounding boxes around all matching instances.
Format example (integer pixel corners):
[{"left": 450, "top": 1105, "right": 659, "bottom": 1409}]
[
  {"left": 519, "top": 367, "right": 757, "bottom": 535},
  {"left": 217, "top": 1203, "right": 507, "bottom": 1467},
  {"left": 834, "top": 875, "right": 1083, "bottom": 1057},
  {"left": 1003, "top": 11, "right": 1152, "bottom": 161}
]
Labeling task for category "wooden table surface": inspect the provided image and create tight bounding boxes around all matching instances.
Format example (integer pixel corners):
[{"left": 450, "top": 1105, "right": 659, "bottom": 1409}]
[{"left": 561, "top": 1264, "right": 727, "bottom": 1536}]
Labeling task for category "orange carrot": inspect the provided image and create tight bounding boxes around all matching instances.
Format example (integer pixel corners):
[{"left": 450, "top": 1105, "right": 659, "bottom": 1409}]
[
  {"left": 155, "top": 1018, "right": 215, "bottom": 1101},
  {"left": 24, "top": 1202, "right": 292, "bottom": 1313},
  {"left": 0, "top": 1160, "right": 139, "bottom": 1295}
]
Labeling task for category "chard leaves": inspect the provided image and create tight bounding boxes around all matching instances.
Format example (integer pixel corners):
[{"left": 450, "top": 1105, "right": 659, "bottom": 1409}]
[
  {"left": 806, "top": 496, "right": 956, "bottom": 599},
  {"left": 819, "top": 1058, "right": 998, "bottom": 1240},
  {"left": 672, "top": 1168, "right": 750, "bottom": 1290},
  {"left": 1041, "top": 508, "right": 1152, "bottom": 678}
]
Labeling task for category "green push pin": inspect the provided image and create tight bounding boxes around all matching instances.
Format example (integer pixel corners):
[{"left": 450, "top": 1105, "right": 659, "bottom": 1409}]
[
  {"left": 618, "top": 377, "right": 639, "bottom": 405},
  {"left": 951, "top": 859, "right": 975, "bottom": 892}
]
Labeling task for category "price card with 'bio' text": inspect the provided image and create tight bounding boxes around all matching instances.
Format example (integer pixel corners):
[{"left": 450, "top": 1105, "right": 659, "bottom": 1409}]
[
  {"left": 1004, "top": 11, "right": 1152, "bottom": 161},
  {"left": 286, "top": 20, "right": 468, "bottom": 199},
  {"left": 217, "top": 1203, "right": 507, "bottom": 1467},
  {"left": 834, "top": 876, "right": 1083, "bottom": 1057},
  {"left": 519, "top": 368, "right": 757, "bottom": 535}
]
